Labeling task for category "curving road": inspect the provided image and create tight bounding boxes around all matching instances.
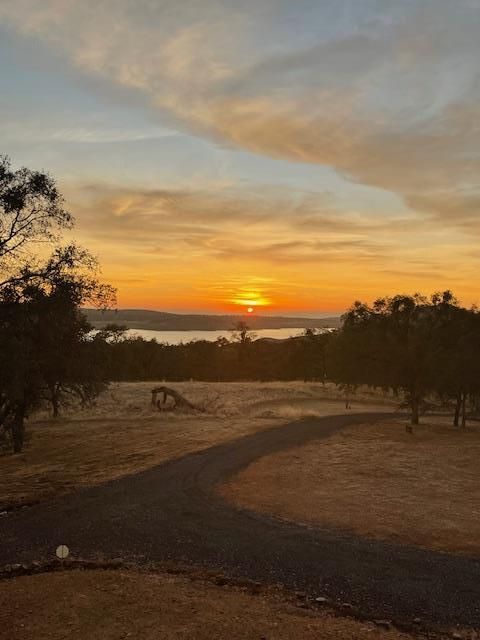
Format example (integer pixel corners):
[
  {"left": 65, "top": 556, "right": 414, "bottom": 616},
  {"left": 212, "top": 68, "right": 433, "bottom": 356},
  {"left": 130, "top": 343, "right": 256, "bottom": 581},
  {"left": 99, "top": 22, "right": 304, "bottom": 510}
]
[{"left": 1, "top": 412, "right": 480, "bottom": 628}]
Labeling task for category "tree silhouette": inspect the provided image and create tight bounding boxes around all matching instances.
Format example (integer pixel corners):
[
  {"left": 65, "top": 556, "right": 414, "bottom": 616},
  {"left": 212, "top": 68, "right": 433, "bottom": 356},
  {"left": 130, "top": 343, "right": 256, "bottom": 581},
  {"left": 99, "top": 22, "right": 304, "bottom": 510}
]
[
  {"left": 328, "top": 291, "right": 476, "bottom": 425},
  {"left": 0, "top": 156, "right": 114, "bottom": 452}
]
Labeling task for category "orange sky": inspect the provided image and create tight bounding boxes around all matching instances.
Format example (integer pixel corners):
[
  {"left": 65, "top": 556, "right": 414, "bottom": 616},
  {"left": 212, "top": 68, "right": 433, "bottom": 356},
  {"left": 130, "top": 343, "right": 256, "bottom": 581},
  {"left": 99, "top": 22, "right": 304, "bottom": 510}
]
[{"left": 2, "top": 1, "right": 480, "bottom": 315}]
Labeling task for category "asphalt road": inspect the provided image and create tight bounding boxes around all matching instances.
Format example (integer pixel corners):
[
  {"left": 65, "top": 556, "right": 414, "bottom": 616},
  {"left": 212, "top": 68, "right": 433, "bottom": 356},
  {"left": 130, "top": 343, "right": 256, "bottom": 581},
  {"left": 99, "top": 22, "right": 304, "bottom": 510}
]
[{"left": 1, "top": 412, "right": 479, "bottom": 628}]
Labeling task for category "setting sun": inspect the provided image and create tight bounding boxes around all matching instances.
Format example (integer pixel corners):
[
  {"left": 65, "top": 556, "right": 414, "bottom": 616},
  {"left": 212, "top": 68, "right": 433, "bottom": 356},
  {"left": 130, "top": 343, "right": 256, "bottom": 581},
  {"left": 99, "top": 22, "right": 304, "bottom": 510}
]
[
  {"left": 234, "top": 297, "right": 267, "bottom": 306},
  {"left": 230, "top": 284, "right": 272, "bottom": 313}
]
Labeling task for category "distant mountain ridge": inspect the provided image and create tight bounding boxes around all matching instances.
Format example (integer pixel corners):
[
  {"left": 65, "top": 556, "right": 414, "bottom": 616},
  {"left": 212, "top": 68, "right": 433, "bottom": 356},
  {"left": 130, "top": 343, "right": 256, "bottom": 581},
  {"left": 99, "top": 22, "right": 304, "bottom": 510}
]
[{"left": 84, "top": 308, "right": 341, "bottom": 331}]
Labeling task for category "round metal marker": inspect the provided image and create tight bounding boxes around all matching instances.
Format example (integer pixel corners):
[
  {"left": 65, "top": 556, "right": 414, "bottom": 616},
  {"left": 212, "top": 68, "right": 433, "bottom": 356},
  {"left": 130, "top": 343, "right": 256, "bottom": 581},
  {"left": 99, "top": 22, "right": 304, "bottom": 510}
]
[{"left": 56, "top": 544, "right": 70, "bottom": 560}]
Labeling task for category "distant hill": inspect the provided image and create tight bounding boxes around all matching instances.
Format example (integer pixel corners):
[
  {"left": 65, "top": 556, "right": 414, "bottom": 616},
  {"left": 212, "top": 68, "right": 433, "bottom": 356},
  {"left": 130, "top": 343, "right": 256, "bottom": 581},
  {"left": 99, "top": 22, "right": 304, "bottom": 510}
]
[{"left": 84, "top": 308, "right": 341, "bottom": 331}]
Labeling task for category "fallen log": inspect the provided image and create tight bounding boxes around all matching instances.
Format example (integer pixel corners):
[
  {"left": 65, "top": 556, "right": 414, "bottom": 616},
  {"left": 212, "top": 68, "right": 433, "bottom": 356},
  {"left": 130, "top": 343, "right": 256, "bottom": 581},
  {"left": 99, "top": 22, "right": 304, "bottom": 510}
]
[{"left": 151, "top": 386, "right": 197, "bottom": 412}]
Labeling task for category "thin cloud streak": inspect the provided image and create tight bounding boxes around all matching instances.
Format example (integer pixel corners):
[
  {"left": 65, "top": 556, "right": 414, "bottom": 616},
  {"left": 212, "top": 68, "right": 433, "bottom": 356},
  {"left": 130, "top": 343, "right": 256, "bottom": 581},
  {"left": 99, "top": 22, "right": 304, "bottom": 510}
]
[
  {"left": 1, "top": 1, "right": 478, "bottom": 218},
  {"left": 63, "top": 181, "right": 480, "bottom": 310}
]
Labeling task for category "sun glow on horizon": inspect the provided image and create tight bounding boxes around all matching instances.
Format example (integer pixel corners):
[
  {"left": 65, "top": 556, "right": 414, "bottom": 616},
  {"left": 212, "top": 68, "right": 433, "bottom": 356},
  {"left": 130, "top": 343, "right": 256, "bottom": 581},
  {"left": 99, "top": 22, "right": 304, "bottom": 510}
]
[
  {"left": 230, "top": 286, "right": 271, "bottom": 310},
  {"left": 231, "top": 297, "right": 270, "bottom": 312}
]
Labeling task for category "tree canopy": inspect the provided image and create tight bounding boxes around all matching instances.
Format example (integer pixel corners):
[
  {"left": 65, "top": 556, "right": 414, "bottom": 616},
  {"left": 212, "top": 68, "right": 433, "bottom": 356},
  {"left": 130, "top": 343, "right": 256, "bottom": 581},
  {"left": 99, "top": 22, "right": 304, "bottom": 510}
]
[
  {"left": 0, "top": 156, "right": 114, "bottom": 452},
  {"left": 329, "top": 291, "right": 480, "bottom": 425}
]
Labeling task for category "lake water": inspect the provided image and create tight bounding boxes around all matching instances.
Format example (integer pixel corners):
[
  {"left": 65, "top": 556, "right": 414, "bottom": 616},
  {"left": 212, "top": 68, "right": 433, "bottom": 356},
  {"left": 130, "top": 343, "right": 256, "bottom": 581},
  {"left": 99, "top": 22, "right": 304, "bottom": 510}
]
[{"left": 125, "top": 328, "right": 310, "bottom": 344}]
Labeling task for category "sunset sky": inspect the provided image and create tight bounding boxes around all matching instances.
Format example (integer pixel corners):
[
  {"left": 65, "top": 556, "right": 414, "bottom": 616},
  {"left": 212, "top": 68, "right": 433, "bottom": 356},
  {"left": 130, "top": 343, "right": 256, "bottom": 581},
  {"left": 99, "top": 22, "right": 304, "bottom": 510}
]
[{"left": 1, "top": 1, "right": 479, "bottom": 315}]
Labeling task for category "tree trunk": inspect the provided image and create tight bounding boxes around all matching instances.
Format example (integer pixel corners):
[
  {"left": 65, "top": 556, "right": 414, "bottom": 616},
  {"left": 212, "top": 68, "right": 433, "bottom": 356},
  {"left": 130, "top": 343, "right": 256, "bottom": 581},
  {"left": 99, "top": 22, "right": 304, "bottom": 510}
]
[
  {"left": 344, "top": 384, "right": 352, "bottom": 409},
  {"left": 11, "top": 403, "right": 25, "bottom": 454},
  {"left": 0, "top": 396, "right": 11, "bottom": 425},
  {"left": 411, "top": 397, "right": 420, "bottom": 425},
  {"left": 453, "top": 393, "right": 461, "bottom": 427},
  {"left": 48, "top": 382, "right": 60, "bottom": 418},
  {"left": 461, "top": 392, "right": 467, "bottom": 428}
]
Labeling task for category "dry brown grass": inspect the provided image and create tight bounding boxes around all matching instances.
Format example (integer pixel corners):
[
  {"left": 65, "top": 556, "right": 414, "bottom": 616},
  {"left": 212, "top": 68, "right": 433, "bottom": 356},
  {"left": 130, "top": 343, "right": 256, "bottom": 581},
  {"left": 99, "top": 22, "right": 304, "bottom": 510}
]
[
  {"left": 0, "top": 381, "right": 391, "bottom": 509},
  {"left": 0, "top": 570, "right": 415, "bottom": 640},
  {"left": 221, "top": 419, "right": 480, "bottom": 556},
  {"left": 0, "top": 414, "right": 275, "bottom": 508}
]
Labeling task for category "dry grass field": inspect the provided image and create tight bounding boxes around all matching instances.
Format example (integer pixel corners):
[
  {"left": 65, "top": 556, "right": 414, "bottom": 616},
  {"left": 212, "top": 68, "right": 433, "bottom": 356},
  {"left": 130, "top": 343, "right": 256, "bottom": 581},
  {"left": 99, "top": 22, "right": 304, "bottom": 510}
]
[
  {"left": 0, "top": 570, "right": 415, "bottom": 640},
  {"left": 221, "top": 418, "right": 480, "bottom": 556},
  {"left": 2, "top": 383, "right": 478, "bottom": 637},
  {"left": 0, "top": 381, "right": 391, "bottom": 509},
  {"left": 5, "top": 381, "right": 479, "bottom": 557}
]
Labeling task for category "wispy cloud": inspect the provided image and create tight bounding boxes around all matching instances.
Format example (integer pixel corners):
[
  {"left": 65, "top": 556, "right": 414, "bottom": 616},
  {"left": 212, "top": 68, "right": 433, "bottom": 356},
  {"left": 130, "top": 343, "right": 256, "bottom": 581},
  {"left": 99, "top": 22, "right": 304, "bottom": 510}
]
[
  {"left": 67, "top": 181, "right": 480, "bottom": 287},
  {"left": 68, "top": 182, "right": 395, "bottom": 263},
  {"left": 1, "top": 0, "right": 478, "bottom": 222}
]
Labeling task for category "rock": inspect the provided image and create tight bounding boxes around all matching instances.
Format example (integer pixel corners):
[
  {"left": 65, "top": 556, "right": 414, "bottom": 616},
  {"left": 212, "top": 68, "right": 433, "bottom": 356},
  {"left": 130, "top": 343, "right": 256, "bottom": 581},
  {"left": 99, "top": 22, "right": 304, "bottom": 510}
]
[
  {"left": 108, "top": 558, "right": 124, "bottom": 568},
  {"left": 413, "top": 617, "right": 422, "bottom": 624},
  {"left": 315, "top": 596, "right": 330, "bottom": 604},
  {"left": 451, "top": 633, "right": 463, "bottom": 640}
]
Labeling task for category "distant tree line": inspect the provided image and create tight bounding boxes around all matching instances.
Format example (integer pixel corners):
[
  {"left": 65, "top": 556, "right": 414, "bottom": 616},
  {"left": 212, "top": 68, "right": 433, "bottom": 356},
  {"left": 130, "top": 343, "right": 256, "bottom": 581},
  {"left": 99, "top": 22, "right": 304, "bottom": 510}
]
[{"left": 92, "top": 323, "right": 330, "bottom": 384}]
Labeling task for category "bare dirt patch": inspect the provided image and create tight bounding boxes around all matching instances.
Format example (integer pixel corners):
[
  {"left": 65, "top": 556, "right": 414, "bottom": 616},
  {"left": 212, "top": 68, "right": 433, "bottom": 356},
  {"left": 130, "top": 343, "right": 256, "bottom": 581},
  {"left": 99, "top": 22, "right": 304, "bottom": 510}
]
[
  {"left": 0, "top": 570, "right": 415, "bottom": 640},
  {"left": 0, "top": 382, "right": 391, "bottom": 509},
  {"left": 221, "top": 419, "right": 480, "bottom": 556}
]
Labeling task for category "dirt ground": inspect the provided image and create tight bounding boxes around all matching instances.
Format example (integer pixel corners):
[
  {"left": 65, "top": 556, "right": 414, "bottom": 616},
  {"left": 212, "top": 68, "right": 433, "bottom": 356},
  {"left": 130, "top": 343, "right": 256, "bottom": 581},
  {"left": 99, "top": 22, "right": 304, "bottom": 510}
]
[
  {"left": 0, "top": 570, "right": 415, "bottom": 640},
  {"left": 221, "top": 419, "right": 480, "bottom": 556},
  {"left": 0, "top": 381, "right": 391, "bottom": 509}
]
